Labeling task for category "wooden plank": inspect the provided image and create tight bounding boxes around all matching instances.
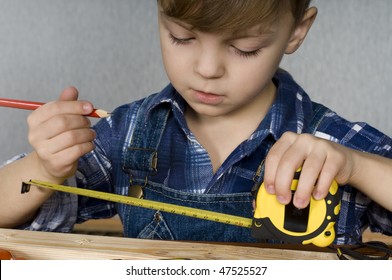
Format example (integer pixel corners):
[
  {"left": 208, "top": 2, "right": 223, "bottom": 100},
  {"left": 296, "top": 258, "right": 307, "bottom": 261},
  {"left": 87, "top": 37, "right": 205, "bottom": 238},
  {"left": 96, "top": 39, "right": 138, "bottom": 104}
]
[
  {"left": 0, "top": 228, "right": 338, "bottom": 260},
  {"left": 73, "top": 217, "right": 392, "bottom": 245}
]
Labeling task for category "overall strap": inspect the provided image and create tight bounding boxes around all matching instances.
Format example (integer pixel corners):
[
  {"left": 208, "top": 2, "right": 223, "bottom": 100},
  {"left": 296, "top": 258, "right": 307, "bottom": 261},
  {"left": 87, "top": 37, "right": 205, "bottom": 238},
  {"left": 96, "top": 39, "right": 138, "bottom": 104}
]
[{"left": 122, "top": 95, "right": 171, "bottom": 176}]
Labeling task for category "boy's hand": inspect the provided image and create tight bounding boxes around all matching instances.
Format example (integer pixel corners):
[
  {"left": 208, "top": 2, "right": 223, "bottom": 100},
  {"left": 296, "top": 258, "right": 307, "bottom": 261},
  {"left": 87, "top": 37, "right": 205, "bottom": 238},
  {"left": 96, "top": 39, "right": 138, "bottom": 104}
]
[
  {"left": 264, "top": 132, "right": 357, "bottom": 209},
  {"left": 27, "top": 87, "right": 96, "bottom": 183}
]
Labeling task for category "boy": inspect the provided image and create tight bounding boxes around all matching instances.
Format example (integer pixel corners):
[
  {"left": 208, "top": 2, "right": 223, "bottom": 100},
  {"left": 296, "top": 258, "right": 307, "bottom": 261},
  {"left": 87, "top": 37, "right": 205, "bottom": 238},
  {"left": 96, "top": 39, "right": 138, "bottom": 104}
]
[{"left": 0, "top": 0, "right": 391, "bottom": 244}]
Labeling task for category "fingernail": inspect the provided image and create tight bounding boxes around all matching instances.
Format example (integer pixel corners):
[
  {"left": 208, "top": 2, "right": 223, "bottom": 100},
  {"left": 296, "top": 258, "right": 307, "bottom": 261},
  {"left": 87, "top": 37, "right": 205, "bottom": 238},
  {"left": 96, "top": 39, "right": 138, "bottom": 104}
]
[
  {"left": 294, "top": 198, "right": 306, "bottom": 209},
  {"left": 266, "top": 184, "right": 275, "bottom": 194},
  {"left": 313, "top": 191, "right": 323, "bottom": 200},
  {"left": 83, "top": 103, "right": 93, "bottom": 113},
  {"left": 277, "top": 195, "right": 289, "bottom": 204},
  {"left": 91, "top": 129, "right": 97, "bottom": 137}
]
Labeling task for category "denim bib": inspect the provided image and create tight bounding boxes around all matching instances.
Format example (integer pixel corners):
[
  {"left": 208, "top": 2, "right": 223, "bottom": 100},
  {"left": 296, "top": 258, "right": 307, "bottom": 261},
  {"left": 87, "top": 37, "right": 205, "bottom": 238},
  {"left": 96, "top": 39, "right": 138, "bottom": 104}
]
[{"left": 118, "top": 95, "right": 329, "bottom": 242}]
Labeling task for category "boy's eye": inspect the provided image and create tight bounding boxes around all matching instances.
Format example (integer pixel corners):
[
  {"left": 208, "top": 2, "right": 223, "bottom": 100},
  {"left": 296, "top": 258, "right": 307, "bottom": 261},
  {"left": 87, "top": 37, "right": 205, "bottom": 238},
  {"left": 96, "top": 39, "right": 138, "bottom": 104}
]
[
  {"left": 169, "top": 33, "right": 194, "bottom": 45},
  {"left": 233, "top": 47, "right": 262, "bottom": 58},
  {"left": 168, "top": 32, "right": 262, "bottom": 58}
]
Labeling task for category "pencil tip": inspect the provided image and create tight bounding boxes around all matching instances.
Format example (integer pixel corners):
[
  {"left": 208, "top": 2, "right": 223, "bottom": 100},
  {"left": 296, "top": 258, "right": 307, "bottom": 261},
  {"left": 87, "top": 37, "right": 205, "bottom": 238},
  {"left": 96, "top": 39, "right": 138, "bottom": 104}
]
[{"left": 93, "top": 109, "right": 111, "bottom": 118}]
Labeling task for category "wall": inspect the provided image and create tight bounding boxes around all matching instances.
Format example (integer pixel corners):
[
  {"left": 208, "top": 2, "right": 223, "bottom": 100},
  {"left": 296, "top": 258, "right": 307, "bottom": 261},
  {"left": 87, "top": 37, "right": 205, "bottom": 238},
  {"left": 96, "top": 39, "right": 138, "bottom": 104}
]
[{"left": 1, "top": 0, "right": 391, "bottom": 162}]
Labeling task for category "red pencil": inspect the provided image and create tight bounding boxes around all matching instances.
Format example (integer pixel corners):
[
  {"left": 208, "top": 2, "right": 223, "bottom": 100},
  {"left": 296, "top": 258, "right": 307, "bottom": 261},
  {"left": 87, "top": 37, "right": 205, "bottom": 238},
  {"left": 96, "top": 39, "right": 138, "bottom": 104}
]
[{"left": 0, "top": 98, "right": 110, "bottom": 118}]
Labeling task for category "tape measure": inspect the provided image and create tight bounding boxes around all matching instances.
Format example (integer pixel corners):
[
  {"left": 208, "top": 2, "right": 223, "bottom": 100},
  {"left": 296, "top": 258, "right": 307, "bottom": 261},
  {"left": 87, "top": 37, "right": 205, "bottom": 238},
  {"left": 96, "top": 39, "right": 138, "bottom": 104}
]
[
  {"left": 252, "top": 169, "right": 341, "bottom": 247},
  {"left": 23, "top": 174, "right": 340, "bottom": 247},
  {"left": 22, "top": 179, "right": 252, "bottom": 228}
]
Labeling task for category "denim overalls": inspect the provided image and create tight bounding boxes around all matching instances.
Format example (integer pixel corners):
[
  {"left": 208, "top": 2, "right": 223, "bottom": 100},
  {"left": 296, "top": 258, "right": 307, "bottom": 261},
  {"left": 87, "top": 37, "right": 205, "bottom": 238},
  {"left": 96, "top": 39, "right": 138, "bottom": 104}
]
[{"left": 112, "top": 91, "right": 330, "bottom": 243}]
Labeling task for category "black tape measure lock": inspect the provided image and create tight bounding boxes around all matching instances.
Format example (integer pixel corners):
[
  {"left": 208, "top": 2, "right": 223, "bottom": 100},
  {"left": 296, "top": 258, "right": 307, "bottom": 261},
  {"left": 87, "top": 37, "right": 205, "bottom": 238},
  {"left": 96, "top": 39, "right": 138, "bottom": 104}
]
[{"left": 252, "top": 169, "right": 341, "bottom": 247}]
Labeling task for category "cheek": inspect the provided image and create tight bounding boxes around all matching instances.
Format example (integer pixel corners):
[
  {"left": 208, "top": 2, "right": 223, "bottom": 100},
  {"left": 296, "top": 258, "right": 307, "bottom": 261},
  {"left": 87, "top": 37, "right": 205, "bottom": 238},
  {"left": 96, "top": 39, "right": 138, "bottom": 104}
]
[
  {"left": 159, "top": 33, "right": 178, "bottom": 77},
  {"left": 229, "top": 62, "right": 271, "bottom": 91},
  {"left": 229, "top": 48, "right": 283, "bottom": 88},
  {"left": 161, "top": 44, "right": 190, "bottom": 86}
]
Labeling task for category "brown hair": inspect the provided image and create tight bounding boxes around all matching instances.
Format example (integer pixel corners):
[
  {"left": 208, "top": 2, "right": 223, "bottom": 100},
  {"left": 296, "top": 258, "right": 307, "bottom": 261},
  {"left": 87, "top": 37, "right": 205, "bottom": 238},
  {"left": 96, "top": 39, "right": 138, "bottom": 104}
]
[{"left": 158, "top": 0, "right": 311, "bottom": 33}]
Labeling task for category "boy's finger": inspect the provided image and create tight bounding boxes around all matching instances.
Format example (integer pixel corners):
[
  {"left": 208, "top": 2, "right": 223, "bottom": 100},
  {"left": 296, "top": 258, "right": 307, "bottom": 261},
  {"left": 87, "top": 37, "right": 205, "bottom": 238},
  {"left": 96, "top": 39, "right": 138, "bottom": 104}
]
[
  {"left": 28, "top": 114, "right": 92, "bottom": 145},
  {"left": 313, "top": 160, "right": 340, "bottom": 200},
  {"left": 59, "top": 87, "right": 79, "bottom": 102},
  {"left": 37, "top": 128, "right": 96, "bottom": 157},
  {"left": 264, "top": 132, "right": 297, "bottom": 194},
  {"left": 273, "top": 145, "right": 306, "bottom": 204},
  {"left": 28, "top": 100, "right": 93, "bottom": 127},
  {"left": 56, "top": 87, "right": 93, "bottom": 115},
  {"left": 292, "top": 146, "right": 328, "bottom": 207}
]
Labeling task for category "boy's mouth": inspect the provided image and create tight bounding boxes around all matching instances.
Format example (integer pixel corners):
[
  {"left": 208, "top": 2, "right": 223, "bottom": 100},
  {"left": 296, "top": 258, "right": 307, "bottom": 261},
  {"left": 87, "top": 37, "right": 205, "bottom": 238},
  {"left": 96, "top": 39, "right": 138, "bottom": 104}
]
[{"left": 192, "top": 89, "right": 224, "bottom": 105}]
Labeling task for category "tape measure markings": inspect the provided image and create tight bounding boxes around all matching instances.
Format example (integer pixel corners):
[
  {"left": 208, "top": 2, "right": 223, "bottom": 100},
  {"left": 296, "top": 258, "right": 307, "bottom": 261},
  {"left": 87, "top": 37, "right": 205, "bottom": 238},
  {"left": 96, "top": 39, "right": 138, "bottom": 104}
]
[{"left": 25, "top": 179, "right": 252, "bottom": 228}]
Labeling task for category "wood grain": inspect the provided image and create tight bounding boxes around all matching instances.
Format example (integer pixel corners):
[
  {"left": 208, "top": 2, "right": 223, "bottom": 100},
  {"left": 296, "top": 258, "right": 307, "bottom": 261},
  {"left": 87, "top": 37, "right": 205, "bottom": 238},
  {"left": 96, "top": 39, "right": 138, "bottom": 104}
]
[{"left": 0, "top": 228, "right": 339, "bottom": 260}]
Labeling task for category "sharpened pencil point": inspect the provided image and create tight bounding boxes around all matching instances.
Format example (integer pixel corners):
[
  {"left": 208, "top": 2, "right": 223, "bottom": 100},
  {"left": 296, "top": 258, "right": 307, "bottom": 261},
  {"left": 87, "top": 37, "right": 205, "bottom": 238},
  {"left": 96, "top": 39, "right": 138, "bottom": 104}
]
[{"left": 92, "top": 109, "right": 111, "bottom": 118}]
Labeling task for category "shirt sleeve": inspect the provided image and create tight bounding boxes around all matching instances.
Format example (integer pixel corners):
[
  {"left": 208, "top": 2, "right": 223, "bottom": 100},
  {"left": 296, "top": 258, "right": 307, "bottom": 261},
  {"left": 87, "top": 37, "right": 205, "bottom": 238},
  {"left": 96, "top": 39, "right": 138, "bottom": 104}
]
[
  {"left": 315, "top": 110, "right": 392, "bottom": 238},
  {"left": 2, "top": 146, "right": 111, "bottom": 232},
  {"left": 1, "top": 153, "right": 78, "bottom": 232},
  {"left": 17, "top": 190, "right": 78, "bottom": 232}
]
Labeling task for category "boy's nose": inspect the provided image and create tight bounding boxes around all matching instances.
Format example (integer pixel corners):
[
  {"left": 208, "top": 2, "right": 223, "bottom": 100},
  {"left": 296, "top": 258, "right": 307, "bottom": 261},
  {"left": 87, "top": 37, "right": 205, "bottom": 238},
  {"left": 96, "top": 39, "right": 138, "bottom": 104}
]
[{"left": 194, "top": 47, "right": 225, "bottom": 79}]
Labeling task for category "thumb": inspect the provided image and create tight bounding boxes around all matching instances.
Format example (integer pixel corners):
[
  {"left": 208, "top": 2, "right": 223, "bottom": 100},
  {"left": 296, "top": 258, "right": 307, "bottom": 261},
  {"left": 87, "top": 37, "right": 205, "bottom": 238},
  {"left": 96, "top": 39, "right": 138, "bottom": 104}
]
[{"left": 59, "top": 87, "right": 79, "bottom": 101}]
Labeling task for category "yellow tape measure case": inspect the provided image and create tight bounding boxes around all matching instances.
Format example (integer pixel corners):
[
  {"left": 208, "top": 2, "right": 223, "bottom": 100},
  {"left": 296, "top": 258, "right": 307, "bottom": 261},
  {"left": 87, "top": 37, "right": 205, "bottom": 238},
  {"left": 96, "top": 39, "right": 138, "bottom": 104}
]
[{"left": 252, "top": 172, "right": 341, "bottom": 247}]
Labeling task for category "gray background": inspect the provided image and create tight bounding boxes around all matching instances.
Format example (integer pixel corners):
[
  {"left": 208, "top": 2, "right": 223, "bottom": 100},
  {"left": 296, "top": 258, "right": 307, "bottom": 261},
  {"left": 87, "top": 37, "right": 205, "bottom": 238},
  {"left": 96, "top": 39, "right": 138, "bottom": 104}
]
[{"left": 1, "top": 0, "right": 391, "bottom": 162}]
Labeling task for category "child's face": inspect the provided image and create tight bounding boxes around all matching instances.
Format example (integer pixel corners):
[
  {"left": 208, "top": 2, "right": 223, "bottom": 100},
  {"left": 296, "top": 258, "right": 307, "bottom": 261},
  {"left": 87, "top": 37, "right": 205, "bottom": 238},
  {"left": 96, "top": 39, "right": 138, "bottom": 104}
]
[{"left": 158, "top": 11, "right": 297, "bottom": 118}]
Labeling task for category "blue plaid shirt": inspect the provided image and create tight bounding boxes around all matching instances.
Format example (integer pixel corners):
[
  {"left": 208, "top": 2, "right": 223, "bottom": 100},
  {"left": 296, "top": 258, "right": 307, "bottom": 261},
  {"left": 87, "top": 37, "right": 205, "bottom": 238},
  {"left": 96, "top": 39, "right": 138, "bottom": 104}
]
[{"left": 9, "top": 69, "right": 392, "bottom": 244}]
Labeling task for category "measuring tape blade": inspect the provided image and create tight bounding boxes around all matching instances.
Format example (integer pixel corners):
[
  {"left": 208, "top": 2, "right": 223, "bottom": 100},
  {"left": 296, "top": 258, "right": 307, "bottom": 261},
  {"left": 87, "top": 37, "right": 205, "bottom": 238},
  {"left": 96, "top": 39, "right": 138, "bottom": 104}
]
[{"left": 24, "top": 180, "right": 252, "bottom": 228}]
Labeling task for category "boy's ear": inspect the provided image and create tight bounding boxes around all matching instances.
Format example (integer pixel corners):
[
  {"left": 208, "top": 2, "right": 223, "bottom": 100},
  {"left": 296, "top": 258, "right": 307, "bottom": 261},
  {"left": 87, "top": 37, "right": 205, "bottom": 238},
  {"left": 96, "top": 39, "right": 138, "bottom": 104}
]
[{"left": 285, "top": 7, "right": 317, "bottom": 54}]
